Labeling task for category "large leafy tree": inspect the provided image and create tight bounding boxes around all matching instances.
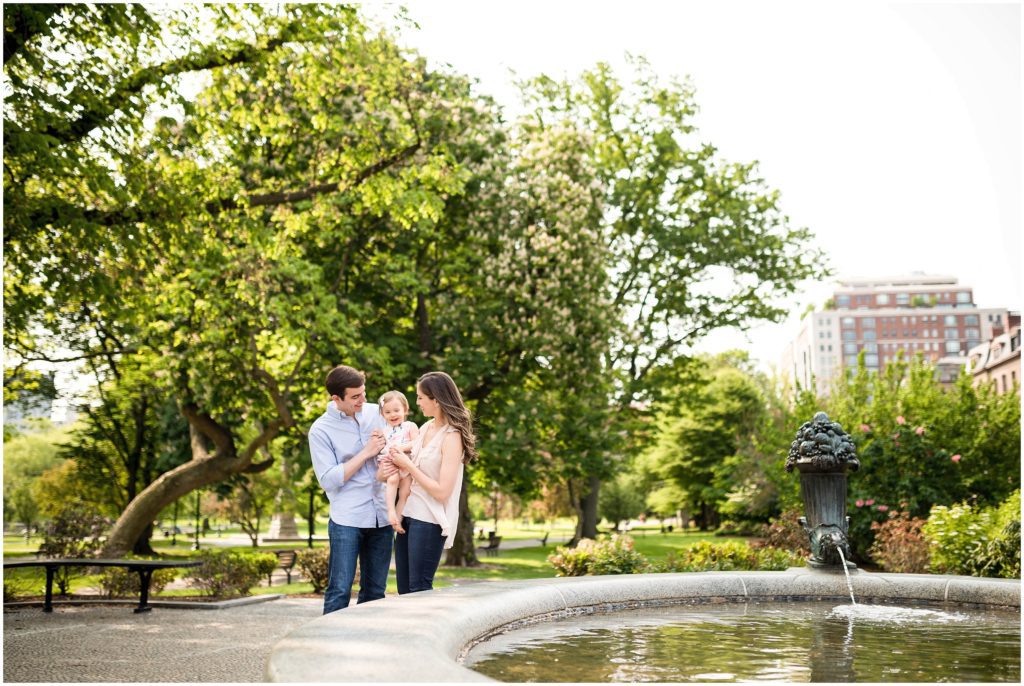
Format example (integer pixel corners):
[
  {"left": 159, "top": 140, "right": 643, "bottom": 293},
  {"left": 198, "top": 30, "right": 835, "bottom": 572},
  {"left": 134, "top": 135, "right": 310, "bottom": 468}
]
[
  {"left": 4, "top": 5, "right": 471, "bottom": 556},
  {"left": 521, "top": 58, "right": 830, "bottom": 537}
]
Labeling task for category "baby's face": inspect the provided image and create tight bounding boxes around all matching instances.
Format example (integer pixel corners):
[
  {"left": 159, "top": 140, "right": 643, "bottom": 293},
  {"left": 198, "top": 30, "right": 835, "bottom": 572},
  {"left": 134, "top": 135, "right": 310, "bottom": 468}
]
[{"left": 381, "top": 399, "right": 407, "bottom": 427}]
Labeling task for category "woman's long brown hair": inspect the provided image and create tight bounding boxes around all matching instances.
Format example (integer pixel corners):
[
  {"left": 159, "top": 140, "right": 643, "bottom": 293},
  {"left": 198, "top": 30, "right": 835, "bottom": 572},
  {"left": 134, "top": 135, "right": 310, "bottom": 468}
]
[{"left": 417, "top": 371, "right": 478, "bottom": 464}]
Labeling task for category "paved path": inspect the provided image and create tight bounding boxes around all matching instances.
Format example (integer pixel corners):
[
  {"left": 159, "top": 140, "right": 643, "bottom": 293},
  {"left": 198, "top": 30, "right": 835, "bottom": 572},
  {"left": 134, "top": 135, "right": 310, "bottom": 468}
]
[{"left": 3, "top": 597, "right": 323, "bottom": 682}]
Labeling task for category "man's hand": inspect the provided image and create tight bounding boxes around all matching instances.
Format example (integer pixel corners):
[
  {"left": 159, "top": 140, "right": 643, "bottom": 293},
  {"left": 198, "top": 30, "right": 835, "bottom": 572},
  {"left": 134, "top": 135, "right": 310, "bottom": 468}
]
[
  {"left": 376, "top": 456, "right": 398, "bottom": 482},
  {"left": 362, "top": 431, "right": 386, "bottom": 459}
]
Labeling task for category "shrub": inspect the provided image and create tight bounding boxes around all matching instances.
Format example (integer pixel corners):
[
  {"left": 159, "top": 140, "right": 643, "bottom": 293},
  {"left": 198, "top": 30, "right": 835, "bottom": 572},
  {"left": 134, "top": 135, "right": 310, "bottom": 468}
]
[
  {"left": 548, "top": 535, "right": 649, "bottom": 577},
  {"left": 653, "top": 540, "right": 803, "bottom": 572},
  {"left": 3, "top": 569, "right": 39, "bottom": 602},
  {"left": 185, "top": 550, "right": 268, "bottom": 597},
  {"left": 715, "top": 519, "right": 763, "bottom": 537},
  {"left": 250, "top": 552, "right": 279, "bottom": 586},
  {"left": 923, "top": 491, "right": 1020, "bottom": 578},
  {"left": 38, "top": 505, "right": 110, "bottom": 594},
  {"left": 296, "top": 548, "right": 330, "bottom": 592},
  {"left": 868, "top": 508, "right": 930, "bottom": 573},
  {"left": 753, "top": 509, "right": 810, "bottom": 555},
  {"left": 98, "top": 560, "right": 178, "bottom": 599}
]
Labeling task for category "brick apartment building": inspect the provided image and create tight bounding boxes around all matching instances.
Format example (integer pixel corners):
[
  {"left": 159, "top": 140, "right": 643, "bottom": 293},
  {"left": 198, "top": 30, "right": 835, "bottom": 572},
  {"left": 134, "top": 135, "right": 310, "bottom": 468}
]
[{"left": 782, "top": 274, "right": 1014, "bottom": 396}]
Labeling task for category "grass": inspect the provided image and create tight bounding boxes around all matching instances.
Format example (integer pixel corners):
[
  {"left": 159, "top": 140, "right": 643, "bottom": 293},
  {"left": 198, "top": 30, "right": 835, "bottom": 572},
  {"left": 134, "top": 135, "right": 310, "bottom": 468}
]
[{"left": 4, "top": 520, "right": 756, "bottom": 601}]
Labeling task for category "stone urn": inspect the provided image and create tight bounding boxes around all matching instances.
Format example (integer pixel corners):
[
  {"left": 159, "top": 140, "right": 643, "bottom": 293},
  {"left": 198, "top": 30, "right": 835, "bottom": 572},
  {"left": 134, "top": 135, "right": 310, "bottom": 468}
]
[{"left": 786, "top": 411, "right": 860, "bottom": 569}]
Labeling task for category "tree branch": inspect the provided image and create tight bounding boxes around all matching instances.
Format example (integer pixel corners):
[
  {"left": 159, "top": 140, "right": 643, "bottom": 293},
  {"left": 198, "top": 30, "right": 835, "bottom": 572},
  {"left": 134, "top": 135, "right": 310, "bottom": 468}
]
[
  {"left": 3, "top": 4, "right": 66, "bottom": 66},
  {"left": 45, "top": 21, "right": 307, "bottom": 145}
]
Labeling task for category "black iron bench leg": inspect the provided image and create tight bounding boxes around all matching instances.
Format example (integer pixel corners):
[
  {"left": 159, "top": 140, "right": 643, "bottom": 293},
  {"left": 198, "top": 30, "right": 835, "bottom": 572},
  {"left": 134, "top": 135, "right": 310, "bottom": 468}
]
[
  {"left": 44, "top": 565, "right": 55, "bottom": 613},
  {"left": 135, "top": 569, "right": 154, "bottom": 613}
]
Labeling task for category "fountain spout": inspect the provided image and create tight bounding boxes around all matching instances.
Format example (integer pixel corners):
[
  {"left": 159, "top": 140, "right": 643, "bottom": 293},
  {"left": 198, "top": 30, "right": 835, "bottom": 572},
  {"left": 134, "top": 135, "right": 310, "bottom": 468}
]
[{"left": 788, "top": 412, "right": 858, "bottom": 570}]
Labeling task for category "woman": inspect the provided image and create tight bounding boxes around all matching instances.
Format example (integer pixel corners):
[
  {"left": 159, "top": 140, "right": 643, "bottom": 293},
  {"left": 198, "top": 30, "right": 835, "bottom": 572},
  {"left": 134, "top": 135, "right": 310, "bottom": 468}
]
[{"left": 388, "top": 371, "right": 477, "bottom": 594}]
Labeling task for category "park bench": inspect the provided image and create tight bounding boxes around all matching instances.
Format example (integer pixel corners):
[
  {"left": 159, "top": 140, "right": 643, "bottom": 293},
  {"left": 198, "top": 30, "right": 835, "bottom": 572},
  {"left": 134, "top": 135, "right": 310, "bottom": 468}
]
[
  {"left": 481, "top": 535, "right": 502, "bottom": 557},
  {"left": 270, "top": 549, "right": 298, "bottom": 585},
  {"left": 2, "top": 558, "right": 201, "bottom": 614}
]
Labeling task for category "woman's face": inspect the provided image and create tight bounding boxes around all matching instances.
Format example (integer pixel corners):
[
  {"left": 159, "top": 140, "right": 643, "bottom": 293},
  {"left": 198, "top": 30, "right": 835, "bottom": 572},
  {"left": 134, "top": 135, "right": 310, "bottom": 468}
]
[{"left": 416, "top": 385, "right": 440, "bottom": 419}]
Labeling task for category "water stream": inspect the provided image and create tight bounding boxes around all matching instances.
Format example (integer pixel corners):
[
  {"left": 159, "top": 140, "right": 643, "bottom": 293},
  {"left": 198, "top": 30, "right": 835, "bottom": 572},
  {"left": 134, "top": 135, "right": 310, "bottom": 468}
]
[{"left": 836, "top": 547, "right": 856, "bottom": 605}]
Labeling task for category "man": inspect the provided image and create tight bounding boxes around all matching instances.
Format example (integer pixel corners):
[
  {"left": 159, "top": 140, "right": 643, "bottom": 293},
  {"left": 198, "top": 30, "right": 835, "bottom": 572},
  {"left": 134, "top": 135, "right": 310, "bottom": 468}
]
[{"left": 308, "top": 364, "right": 396, "bottom": 614}]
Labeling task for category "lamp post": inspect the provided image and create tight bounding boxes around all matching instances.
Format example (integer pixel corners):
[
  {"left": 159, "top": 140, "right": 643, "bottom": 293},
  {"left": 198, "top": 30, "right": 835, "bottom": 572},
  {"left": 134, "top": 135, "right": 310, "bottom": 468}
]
[
  {"left": 171, "top": 500, "right": 179, "bottom": 546},
  {"left": 191, "top": 490, "right": 201, "bottom": 551},
  {"left": 307, "top": 485, "right": 316, "bottom": 549}
]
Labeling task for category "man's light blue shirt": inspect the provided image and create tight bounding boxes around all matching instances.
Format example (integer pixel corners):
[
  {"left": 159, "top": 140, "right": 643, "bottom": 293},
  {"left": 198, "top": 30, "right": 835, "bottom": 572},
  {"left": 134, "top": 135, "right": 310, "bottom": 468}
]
[{"left": 308, "top": 401, "right": 389, "bottom": 528}]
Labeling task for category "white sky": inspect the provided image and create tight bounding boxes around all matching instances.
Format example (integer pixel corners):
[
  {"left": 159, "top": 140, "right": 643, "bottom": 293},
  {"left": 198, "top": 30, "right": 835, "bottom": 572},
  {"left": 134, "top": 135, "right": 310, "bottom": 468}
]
[{"left": 371, "top": 0, "right": 1022, "bottom": 372}]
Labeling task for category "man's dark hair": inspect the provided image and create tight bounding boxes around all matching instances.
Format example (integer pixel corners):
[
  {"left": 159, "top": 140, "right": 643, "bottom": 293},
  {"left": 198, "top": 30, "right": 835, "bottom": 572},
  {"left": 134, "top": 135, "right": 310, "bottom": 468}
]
[{"left": 325, "top": 365, "right": 365, "bottom": 398}]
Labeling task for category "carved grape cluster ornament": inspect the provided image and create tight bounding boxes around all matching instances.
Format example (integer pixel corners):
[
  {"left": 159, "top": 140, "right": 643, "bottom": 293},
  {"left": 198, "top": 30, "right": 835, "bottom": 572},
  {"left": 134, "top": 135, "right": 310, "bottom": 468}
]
[{"left": 786, "top": 411, "right": 860, "bottom": 473}]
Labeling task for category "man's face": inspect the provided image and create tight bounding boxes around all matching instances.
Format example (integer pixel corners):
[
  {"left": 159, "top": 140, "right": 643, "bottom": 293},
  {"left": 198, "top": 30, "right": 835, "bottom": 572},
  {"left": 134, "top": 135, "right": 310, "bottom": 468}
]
[{"left": 333, "top": 385, "right": 366, "bottom": 417}]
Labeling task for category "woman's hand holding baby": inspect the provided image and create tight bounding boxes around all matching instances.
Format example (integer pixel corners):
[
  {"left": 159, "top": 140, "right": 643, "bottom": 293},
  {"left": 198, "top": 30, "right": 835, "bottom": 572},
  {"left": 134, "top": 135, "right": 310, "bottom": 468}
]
[{"left": 389, "top": 446, "right": 412, "bottom": 470}]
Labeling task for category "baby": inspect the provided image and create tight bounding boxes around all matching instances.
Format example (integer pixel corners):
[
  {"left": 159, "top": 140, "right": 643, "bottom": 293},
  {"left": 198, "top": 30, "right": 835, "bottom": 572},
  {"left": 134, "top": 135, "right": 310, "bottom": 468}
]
[{"left": 378, "top": 390, "right": 419, "bottom": 534}]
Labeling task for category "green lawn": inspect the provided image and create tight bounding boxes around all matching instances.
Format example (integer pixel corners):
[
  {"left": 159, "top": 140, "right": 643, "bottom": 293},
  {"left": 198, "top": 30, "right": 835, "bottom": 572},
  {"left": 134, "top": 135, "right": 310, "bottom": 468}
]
[{"left": 4, "top": 523, "right": 752, "bottom": 600}]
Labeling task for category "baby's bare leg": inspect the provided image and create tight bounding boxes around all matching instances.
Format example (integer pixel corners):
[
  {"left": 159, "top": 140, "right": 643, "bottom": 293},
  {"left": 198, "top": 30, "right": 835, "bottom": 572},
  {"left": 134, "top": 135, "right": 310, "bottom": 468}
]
[
  {"left": 395, "top": 475, "right": 413, "bottom": 520},
  {"left": 386, "top": 473, "right": 404, "bottom": 532}
]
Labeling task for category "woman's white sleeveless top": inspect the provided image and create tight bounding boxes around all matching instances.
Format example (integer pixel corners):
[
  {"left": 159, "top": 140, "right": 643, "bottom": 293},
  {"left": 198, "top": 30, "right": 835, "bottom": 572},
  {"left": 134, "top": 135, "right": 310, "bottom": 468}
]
[{"left": 403, "top": 420, "right": 464, "bottom": 549}]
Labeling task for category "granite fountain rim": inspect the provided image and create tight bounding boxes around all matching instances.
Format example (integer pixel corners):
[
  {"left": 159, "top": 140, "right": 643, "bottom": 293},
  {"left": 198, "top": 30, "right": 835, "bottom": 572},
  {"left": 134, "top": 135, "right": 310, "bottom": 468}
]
[{"left": 265, "top": 569, "right": 1021, "bottom": 682}]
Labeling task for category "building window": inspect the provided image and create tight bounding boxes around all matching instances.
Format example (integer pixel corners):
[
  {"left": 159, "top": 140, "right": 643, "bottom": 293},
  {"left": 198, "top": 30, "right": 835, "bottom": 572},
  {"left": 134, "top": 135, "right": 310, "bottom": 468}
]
[
  {"left": 896, "top": 293, "right": 910, "bottom": 305},
  {"left": 965, "top": 328, "right": 979, "bottom": 339},
  {"left": 932, "top": 329, "right": 939, "bottom": 338},
  {"left": 828, "top": 344, "right": 832, "bottom": 352},
  {"left": 965, "top": 315, "right": 979, "bottom": 326},
  {"left": 842, "top": 331, "right": 856, "bottom": 340},
  {"left": 863, "top": 330, "right": 877, "bottom": 340},
  {"left": 837, "top": 295, "right": 851, "bottom": 308},
  {"left": 876, "top": 294, "right": 890, "bottom": 305},
  {"left": 957, "top": 292, "right": 971, "bottom": 303},
  {"left": 819, "top": 345, "right": 825, "bottom": 352},
  {"left": 864, "top": 354, "right": 879, "bottom": 367},
  {"left": 944, "top": 328, "right": 959, "bottom": 339},
  {"left": 844, "top": 355, "right": 858, "bottom": 367},
  {"left": 863, "top": 343, "right": 878, "bottom": 352},
  {"left": 841, "top": 317, "right": 855, "bottom": 327},
  {"left": 862, "top": 317, "right": 876, "bottom": 328},
  {"left": 944, "top": 315, "right": 957, "bottom": 326},
  {"left": 923, "top": 329, "right": 930, "bottom": 338},
  {"left": 843, "top": 343, "right": 857, "bottom": 354},
  {"left": 944, "top": 340, "right": 961, "bottom": 353}
]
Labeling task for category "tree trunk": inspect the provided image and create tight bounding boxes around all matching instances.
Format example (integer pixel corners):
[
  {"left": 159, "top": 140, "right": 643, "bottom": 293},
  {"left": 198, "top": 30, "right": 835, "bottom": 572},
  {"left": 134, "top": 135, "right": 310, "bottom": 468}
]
[
  {"left": 100, "top": 454, "right": 240, "bottom": 557},
  {"left": 131, "top": 522, "right": 156, "bottom": 555},
  {"left": 443, "top": 477, "right": 479, "bottom": 567},
  {"left": 581, "top": 474, "right": 600, "bottom": 539}
]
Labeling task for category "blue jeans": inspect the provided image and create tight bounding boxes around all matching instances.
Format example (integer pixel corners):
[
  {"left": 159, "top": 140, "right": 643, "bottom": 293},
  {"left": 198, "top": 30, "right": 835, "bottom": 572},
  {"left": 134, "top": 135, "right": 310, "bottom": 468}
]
[
  {"left": 394, "top": 516, "right": 445, "bottom": 595},
  {"left": 323, "top": 519, "right": 394, "bottom": 614}
]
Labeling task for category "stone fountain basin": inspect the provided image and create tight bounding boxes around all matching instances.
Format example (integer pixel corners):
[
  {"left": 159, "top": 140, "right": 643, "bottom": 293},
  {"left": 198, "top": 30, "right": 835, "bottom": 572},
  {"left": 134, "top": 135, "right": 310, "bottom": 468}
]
[{"left": 265, "top": 569, "right": 1021, "bottom": 682}]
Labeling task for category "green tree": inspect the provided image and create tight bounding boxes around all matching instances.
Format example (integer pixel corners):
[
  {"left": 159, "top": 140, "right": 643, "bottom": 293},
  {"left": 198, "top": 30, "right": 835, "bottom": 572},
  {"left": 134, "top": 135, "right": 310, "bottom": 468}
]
[
  {"left": 644, "top": 353, "right": 765, "bottom": 530},
  {"left": 520, "top": 58, "right": 830, "bottom": 538},
  {"left": 599, "top": 474, "right": 646, "bottom": 531}
]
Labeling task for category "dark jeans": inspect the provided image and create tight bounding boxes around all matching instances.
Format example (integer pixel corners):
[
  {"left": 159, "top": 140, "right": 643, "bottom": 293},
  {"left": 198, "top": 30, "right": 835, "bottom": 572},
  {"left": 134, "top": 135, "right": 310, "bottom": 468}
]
[
  {"left": 324, "top": 519, "right": 393, "bottom": 614},
  {"left": 394, "top": 516, "right": 445, "bottom": 595}
]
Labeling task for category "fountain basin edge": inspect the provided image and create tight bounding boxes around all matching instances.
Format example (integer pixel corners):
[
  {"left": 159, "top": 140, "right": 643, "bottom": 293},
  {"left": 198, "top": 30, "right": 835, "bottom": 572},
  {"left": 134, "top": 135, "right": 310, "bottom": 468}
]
[{"left": 265, "top": 570, "right": 1021, "bottom": 682}]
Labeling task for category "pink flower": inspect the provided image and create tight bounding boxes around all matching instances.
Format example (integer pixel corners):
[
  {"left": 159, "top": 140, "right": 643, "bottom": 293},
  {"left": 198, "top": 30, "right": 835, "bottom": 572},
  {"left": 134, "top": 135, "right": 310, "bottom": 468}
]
[
  {"left": 951, "top": 454, "right": 962, "bottom": 463},
  {"left": 896, "top": 415, "right": 906, "bottom": 425},
  {"left": 893, "top": 433, "right": 900, "bottom": 439},
  {"left": 866, "top": 499, "right": 875, "bottom": 506},
  {"left": 894, "top": 441, "right": 900, "bottom": 447},
  {"left": 855, "top": 499, "right": 864, "bottom": 507},
  {"left": 859, "top": 424, "right": 871, "bottom": 433},
  {"left": 915, "top": 426, "right": 925, "bottom": 435},
  {"left": 877, "top": 505, "right": 889, "bottom": 512}
]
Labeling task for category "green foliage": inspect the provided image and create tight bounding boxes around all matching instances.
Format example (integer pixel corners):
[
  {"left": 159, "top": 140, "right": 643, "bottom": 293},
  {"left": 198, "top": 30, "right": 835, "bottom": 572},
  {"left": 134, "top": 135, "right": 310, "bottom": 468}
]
[
  {"left": 3, "top": 569, "right": 38, "bottom": 602},
  {"left": 868, "top": 509, "right": 930, "bottom": 573},
  {"left": 97, "top": 560, "right": 178, "bottom": 599},
  {"left": 3, "top": 423, "right": 72, "bottom": 525},
  {"left": 806, "top": 354, "right": 1019, "bottom": 559},
  {"left": 652, "top": 540, "right": 804, "bottom": 572},
  {"left": 185, "top": 550, "right": 272, "bottom": 597},
  {"left": 295, "top": 548, "right": 331, "bottom": 593},
  {"left": 38, "top": 506, "right": 110, "bottom": 594},
  {"left": 923, "top": 491, "right": 1020, "bottom": 578},
  {"left": 547, "top": 535, "right": 649, "bottom": 576},
  {"left": 599, "top": 475, "right": 646, "bottom": 530},
  {"left": 754, "top": 509, "right": 811, "bottom": 555}
]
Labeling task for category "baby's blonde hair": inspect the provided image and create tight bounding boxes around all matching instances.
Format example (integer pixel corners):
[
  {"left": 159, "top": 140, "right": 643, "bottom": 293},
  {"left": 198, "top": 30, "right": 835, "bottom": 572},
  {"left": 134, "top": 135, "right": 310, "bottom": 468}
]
[{"left": 378, "top": 390, "right": 410, "bottom": 413}]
